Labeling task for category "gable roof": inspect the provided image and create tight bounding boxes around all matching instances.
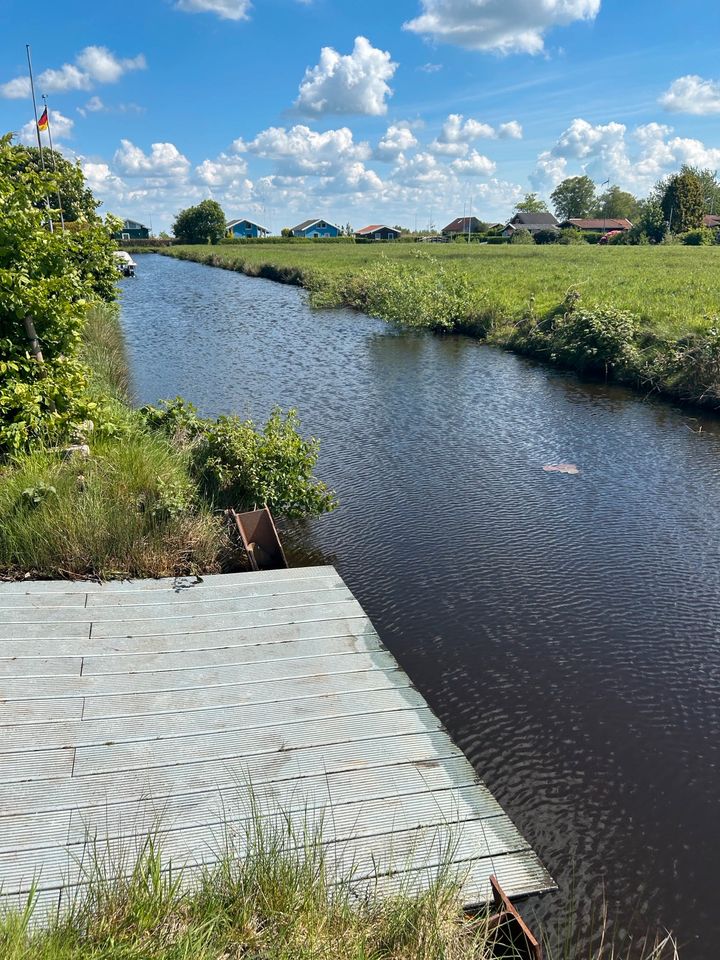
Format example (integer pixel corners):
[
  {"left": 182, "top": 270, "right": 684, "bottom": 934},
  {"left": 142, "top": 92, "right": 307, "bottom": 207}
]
[
  {"left": 356, "top": 224, "right": 400, "bottom": 235},
  {"left": 292, "top": 218, "right": 338, "bottom": 232},
  {"left": 564, "top": 218, "right": 632, "bottom": 230},
  {"left": 704, "top": 214, "right": 720, "bottom": 228},
  {"left": 226, "top": 218, "right": 269, "bottom": 232},
  {"left": 123, "top": 219, "right": 148, "bottom": 229},
  {"left": 510, "top": 211, "right": 558, "bottom": 226},
  {"left": 442, "top": 216, "right": 484, "bottom": 233}
]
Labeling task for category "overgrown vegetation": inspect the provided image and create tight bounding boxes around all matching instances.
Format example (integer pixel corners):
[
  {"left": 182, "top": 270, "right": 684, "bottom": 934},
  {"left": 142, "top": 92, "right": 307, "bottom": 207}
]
[
  {"left": 164, "top": 242, "right": 720, "bottom": 409},
  {"left": 0, "top": 135, "right": 334, "bottom": 579},
  {"left": 0, "top": 808, "right": 679, "bottom": 960}
]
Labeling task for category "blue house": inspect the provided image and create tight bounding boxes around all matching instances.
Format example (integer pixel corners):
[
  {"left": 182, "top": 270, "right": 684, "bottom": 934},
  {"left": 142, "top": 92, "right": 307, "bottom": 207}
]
[
  {"left": 291, "top": 218, "right": 340, "bottom": 238},
  {"left": 227, "top": 218, "right": 270, "bottom": 238}
]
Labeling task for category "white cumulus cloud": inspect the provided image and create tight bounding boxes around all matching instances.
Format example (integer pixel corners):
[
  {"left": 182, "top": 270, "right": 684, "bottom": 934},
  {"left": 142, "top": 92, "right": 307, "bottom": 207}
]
[
  {"left": 376, "top": 122, "right": 418, "bottom": 160},
  {"left": 1, "top": 46, "right": 146, "bottom": 99},
  {"left": 196, "top": 154, "right": 249, "bottom": 186},
  {"left": 660, "top": 75, "right": 720, "bottom": 116},
  {"left": 175, "top": 0, "right": 251, "bottom": 19},
  {"left": 404, "top": 0, "right": 601, "bottom": 55},
  {"left": 114, "top": 140, "right": 191, "bottom": 179},
  {"left": 295, "top": 36, "right": 397, "bottom": 116},
  {"left": 430, "top": 113, "right": 522, "bottom": 154},
  {"left": 234, "top": 124, "right": 371, "bottom": 176},
  {"left": 451, "top": 150, "right": 496, "bottom": 176}
]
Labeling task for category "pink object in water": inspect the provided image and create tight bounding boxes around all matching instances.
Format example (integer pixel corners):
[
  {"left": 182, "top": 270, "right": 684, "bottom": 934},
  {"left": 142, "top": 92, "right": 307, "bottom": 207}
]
[{"left": 543, "top": 463, "right": 580, "bottom": 475}]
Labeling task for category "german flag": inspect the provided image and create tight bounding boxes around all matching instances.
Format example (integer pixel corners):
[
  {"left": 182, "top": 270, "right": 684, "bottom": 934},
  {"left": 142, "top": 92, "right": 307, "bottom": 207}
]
[{"left": 37, "top": 107, "right": 49, "bottom": 132}]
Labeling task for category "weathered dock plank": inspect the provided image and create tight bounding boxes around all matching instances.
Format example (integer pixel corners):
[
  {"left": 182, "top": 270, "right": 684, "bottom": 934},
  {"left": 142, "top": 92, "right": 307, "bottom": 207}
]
[{"left": 0, "top": 566, "right": 554, "bottom": 914}]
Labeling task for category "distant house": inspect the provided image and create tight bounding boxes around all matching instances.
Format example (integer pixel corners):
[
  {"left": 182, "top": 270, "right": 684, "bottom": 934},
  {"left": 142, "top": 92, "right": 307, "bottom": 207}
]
[
  {"left": 355, "top": 224, "right": 401, "bottom": 241},
  {"left": 442, "top": 216, "right": 485, "bottom": 236},
  {"left": 291, "top": 218, "right": 340, "bottom": 238},
  {"left": 227, "top": 218, "right": 270, "bottom": 238},
  {"left": 704, "top": 214, "right": 720, "bottom": 230},
  {"left": 502, "top": 212, "right": 559, "bottom": 238},
  {"left": 113, "top": 218, "right": 150, "bottom": 241},
  {"left": 561, "top": 218, "right": 632, "bottom": 234}
]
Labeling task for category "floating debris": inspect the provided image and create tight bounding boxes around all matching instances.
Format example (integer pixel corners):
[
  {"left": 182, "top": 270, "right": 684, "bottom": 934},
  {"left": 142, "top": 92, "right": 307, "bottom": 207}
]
[{"left": 543, "top": 463, "right": 580, "bottom": 475}]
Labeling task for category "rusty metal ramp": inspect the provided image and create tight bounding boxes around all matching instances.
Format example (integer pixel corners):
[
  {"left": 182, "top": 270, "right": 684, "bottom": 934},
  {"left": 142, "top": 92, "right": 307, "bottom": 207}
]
[{"left": 0, "top": 566, "right": 554, "bottom": 914}]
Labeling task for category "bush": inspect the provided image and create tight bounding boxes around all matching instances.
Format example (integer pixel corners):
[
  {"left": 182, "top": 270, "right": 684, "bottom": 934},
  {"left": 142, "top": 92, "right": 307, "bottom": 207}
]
[
  {"left": 509, "top": 229, "right": 534, "bottom": 245},
  {"left": 534, "top": 229, "right": 560, "bottom": 245},
  {"left": 557, "top": 227, "right": 586, "bottom": 245},
  {"left": 547, "top": 296, "right": 639, "bottom": 374},
  {"left": 320, "top": 253, "right": 490, "bottom": 333},
  {"left": 682, "top": 227, "right": 716, "bottom": 246},
  {"left": 141, "top": 399, "right": 336, "bottom": 519}
]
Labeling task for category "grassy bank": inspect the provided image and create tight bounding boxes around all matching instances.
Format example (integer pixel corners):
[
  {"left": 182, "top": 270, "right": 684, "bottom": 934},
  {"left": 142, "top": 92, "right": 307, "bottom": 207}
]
[
  {"left": 0, "top": 811, "right": 677, "bottom": 960},
  {"left": 166, "top": 244, "right": 720, "bottom": 409}
]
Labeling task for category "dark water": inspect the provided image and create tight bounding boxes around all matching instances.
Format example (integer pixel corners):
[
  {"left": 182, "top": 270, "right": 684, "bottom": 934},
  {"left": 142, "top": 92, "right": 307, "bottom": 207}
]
[{"left": 119, "top": 255, "right": 720, "bottom": 958}]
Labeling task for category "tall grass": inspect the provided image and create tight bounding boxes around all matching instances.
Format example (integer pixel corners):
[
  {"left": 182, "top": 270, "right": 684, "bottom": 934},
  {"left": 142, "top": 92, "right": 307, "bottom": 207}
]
[
  {"left": 0, "top": 807, "right": 678, "bottom": 960},
  {"left": 0, "top": 432, "right": 225, "bottom": 579}
]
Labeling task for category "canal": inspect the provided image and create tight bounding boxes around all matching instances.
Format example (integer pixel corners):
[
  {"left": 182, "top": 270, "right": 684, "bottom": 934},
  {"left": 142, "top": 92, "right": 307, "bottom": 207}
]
[{"left": 120, "top": 253, "right": 720, "bottom": 958}]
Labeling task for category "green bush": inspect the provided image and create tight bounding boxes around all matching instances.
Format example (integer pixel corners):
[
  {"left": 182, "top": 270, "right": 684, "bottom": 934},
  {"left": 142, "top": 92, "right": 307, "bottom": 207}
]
[
  {"left": 681, "top": 227, "right": 716, "bottom": 246},
  {"left": 558, "top": 228, "right": 587, "bottom": 245},
  {"left": 509, "top": 228, "right": 534, "bottom": 244},
  {"left": 547, "top": 296, "right": 639, "bottom": 374},
  {"left": 321, "top": 253, "right": 489, "bottom": 333},
  {"left": 534, "top": 229, "right": 560, "bottom": 245},
  {"left": 141, "top": 399, "right": 336, "bottom": 518}
]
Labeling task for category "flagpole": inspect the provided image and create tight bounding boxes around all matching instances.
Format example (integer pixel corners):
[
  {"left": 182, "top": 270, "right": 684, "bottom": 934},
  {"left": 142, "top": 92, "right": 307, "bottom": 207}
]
[
  {"left": 41, "top": 94, "right": 65, "bottom": 231},
  {"left": 25, "top": 43, "right": 53, "bottom": 232}
]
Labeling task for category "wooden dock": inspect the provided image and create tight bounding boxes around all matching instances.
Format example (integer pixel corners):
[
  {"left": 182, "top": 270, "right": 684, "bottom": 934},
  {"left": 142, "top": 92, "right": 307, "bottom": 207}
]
[{"left": 0, "top": 566, "right": 554, "bottom": 915}]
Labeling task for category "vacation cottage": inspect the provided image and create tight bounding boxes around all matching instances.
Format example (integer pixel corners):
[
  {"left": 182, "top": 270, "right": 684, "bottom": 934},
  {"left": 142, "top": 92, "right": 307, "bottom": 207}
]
[
  {"left": 113, "top": 218, "right": 150, "bottom": 240},
  {"left": 226, "top": 218, "right": 271, "bottom": 238},
  {"left": 355, "top": 224, "right": 402, "bottom": 241},
  {"left": 291, "top": 219, "right": 340, "bottom": 238},
  {"left": 442, "top": 216, "right": 486, "bottom": 237},
  {"left": 502, "top": 212, "right": 560, "bottom": 238}
]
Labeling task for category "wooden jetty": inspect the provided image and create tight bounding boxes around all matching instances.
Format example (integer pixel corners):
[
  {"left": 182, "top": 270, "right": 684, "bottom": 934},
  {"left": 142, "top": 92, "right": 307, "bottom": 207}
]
[{"left": 0, "top": 566, "right": 554, "bottom": 916}]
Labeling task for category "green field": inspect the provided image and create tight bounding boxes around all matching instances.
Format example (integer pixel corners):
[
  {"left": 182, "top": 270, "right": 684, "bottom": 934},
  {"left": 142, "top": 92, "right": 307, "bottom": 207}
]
[{"left": 169, "top": 243, "right": 720, "bottom": 340}]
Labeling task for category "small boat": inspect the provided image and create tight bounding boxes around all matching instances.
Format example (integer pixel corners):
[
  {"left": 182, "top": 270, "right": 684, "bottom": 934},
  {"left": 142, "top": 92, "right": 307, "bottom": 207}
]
[{"left": 113, "top": 250, "right": 136, "bottom": 277}]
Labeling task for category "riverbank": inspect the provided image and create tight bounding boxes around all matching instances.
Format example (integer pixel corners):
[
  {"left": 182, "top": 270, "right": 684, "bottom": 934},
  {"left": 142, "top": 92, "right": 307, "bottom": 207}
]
[{"left": 163, "top": 244, "right": 720, "bottom": 411}]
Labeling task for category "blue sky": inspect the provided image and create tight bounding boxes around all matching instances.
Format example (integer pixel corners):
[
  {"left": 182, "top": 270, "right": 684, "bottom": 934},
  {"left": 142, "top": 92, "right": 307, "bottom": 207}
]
[{"left": 2, "top": 0, "right": 720, "bottom": 231}]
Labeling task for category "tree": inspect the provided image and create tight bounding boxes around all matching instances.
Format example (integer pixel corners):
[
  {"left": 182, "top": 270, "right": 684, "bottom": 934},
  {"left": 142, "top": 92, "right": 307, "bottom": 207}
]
[
  {"left": 678, "top": 165, "right": 720, "bottom": 215},
  {"left": 595, "top": 185, "right": 640, "bottom": 222},
  {"left": 13, "top": 145, "right": 100, "bottom": 222},
  {"left": 280, "top": 227, "right": 293, "bottom": 237},
  {"left": 629, "top": 198, "right": 666, "bottom": 244},
  {"left": 173, "top": 199, "right": 226, "bottom": 244},
  {"left": 550, "top": 176, "right": 597, "bottom": 221},
  {"left": 515, "top": 193, "right": 548, "bottom": 214},
  {"left": 661, "top": 170, "right": 704, "bottom": 234},
  {"left": 0, "top": 134, "right": 118, "bottom": 453}
]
